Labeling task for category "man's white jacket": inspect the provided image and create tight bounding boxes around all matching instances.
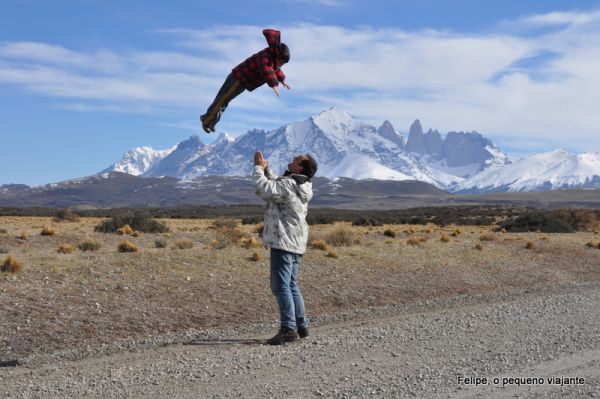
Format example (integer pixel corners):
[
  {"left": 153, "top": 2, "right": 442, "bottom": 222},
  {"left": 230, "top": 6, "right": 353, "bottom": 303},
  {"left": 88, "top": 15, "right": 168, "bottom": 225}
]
[{"left": 252, "top": 165, "right": 313, "bottom": 255}]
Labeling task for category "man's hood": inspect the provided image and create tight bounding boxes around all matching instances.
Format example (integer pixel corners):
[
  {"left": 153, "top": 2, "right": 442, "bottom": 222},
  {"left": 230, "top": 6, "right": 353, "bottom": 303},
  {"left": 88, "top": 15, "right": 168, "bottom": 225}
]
[{"left": 288, "top": 174, "right": 313, "bottom": 203}]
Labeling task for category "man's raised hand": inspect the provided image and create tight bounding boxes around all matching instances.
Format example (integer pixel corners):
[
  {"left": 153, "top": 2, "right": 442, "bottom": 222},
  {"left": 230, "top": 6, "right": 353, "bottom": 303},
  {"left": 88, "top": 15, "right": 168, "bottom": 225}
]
[{"left": 254, "top": 151, "right": 268, "bottom": 171}]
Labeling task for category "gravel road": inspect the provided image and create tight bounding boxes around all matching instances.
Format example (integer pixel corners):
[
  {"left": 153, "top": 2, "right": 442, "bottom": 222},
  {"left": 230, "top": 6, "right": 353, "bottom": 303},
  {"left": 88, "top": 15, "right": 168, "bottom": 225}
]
[{"left": 2, "top": 282, "right": 600, "bottom": 398}]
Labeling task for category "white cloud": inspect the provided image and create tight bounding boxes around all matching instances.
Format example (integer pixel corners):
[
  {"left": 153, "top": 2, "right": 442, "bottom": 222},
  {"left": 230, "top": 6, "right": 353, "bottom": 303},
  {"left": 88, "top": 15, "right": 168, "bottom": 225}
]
[{"left": 1, "top": 9, "right": 600, "bottom": 154}]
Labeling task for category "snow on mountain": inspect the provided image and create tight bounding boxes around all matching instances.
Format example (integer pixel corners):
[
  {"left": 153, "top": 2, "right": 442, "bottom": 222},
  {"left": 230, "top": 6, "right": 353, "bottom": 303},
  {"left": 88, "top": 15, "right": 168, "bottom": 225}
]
[
  {"left": 450, "top": 149, "right": 600, "bottom": 193},
  {"left": 101, "top": 108, "right": 599, "bottom": 194},
  {"left": 103, "top": 145, "right": 175, "bottom": 176}
]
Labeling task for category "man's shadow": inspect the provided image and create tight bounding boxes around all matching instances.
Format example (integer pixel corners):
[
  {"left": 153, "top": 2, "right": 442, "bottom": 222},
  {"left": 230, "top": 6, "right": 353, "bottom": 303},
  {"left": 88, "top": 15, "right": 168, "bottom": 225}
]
[{"left": 183, "top": 338, "right": 265, "bottom": 346}]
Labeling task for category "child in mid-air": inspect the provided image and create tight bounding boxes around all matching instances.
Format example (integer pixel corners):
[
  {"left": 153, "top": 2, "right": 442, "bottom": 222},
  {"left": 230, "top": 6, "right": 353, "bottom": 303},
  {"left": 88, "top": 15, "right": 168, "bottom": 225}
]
[{"left": 200, "top": 29, "right": 291, "bottom": 133}]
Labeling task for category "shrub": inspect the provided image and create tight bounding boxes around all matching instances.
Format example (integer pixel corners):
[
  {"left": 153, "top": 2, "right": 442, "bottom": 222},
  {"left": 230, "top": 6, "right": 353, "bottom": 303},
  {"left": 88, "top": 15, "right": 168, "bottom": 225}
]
[
  {"left": 551, "top": 208, "right": 598, "bottom": 231},
  {"left": 249, "top": 251, "right": 261, "bottom": 262},
  {"left": 210, "top": 237, "right": 229, "bottom": 250},
  {"left": 57, "top": 244, "right": 75, "bottom": 254},
  {"left": 95, "top": 211, "right": 169, "bottom": 234},
  {"left": 118, "top": 240, "right": 139, "bottom": 253},
  {"left": 324, "top": 227, "right": 360, "bottom": 247},
  {"left": 173, "top": 240, "right": 194, "bottom": 250},
  {"left": 307, "top": 214, "right": 335, "bottom": 225},
  {"left": 253, "top": 223, "right": 264, "bottom": 234},
  {"left": 352, "top": 218, "right": 383, "bottom": 227},
  {"left": 475, "top": 244, "right": 483, "bottom": 251},
  {"left": 406, "top": 237, "right": 421, "bottom": 246},
  {"left": 53, "top": 208, "right": 80, "bottom": 223},
  {"left": 18, "top": 232, "right": 27, "bottom": 240},
  {"left": 0, "top": 228, "right": 7, "bottom": 234},
  {"left": 498, "top": 212, "right": 575, "bottom": 233},
  {"left": 116, "top": 225, "right": 133, "bottom": 235},
  {"left": 383, "top": 229, "right": 396, "bottom": 238},
  {"left": 525, "top": 241, "right": 536, "bottom": 251},
  {"left": 440, "top": 234, "right": 450, "bottom": 243},
  {"left": 479, "top": 233, "right": 497, "bottom": 242},
  {"left": 241, "top": 216, "right": 263, "bottom": 225},
  {"left": 41, "top": 226, "right": 56, "bottom": 236},
  {"left": 155, "top": 238, "right": 168, "bottom": 248},
  {"left": 78, "top": 239, "right": 101, "bottom": 252},
  {"left": 2, "top": 255, "right": 22, "bottom": 273},
  {"left": 326, "top": 250, "right": 339, "bottom": 258},
  {"left": 131, "top": 230, "right": 142, "bottom": 238},
  {"left": 310, "top": 240, "right": 330, "bottom": 251}
]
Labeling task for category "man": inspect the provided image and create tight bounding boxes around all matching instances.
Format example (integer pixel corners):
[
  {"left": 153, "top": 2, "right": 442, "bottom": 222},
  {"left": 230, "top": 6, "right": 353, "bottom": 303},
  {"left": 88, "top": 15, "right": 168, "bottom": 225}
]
[
  {"left": 252, "top": 151, "right": 317, "bottom": 345},
  {"left": 200, "top": 29, "right": 291, "bottom": 133}
]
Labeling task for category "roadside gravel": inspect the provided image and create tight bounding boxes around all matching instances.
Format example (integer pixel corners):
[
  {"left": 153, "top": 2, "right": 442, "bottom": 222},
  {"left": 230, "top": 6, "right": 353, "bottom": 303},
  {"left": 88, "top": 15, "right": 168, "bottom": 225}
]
[{"left": 2, "top": 281, "right": 600, "bottom": 398}]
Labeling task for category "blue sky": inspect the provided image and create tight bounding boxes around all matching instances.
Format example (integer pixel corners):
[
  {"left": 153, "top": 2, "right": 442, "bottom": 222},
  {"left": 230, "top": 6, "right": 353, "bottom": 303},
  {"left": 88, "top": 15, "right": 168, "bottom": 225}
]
[{"left": 1, "top": 0, "right": 600, "bottom": 186}]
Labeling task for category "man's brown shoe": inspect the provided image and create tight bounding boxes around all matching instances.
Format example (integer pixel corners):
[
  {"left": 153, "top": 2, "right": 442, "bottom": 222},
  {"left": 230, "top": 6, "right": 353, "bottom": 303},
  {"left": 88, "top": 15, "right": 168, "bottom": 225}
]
[{"left": 266, "top": 327, "right": 298, "bottom": 345}]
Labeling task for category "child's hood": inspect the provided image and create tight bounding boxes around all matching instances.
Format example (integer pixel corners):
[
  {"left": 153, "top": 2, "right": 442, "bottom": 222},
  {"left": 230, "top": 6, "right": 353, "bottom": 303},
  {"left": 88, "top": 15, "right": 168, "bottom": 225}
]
[{"left": 262, "top": 29, "right": 281, "bottom": 54}]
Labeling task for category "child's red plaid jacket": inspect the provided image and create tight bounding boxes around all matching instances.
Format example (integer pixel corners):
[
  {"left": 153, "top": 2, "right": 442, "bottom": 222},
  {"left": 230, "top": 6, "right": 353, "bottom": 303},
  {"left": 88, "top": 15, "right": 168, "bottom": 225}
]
[{"left": 232, "top": 29, "right": 286, "bottom": 91}]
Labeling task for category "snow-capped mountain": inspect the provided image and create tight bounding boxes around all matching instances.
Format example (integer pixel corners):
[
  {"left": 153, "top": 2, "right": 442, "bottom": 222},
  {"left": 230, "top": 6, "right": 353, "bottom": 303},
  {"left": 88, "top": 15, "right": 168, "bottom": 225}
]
[
  {"left": 102, "top": 145, "right": 175, "bottom": 176},
  {"left": 101, "top": 107, "right": 600, "bottom": 193},
  {"left": 451, "top": 149, "right": 600, "bottom": 193}
]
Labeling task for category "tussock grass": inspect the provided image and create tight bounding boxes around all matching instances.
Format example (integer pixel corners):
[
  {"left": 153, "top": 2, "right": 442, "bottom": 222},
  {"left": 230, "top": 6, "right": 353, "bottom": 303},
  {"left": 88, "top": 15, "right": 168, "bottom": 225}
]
[
  {"left": 131, "top": 230, "right": 142, "bottom": 238},
  {"left": 237, "top": 236, "right": 262, "bottom": 249},
  {"left": 324, "top": 226, "right": 360, "bottom": 247},
  {"left": 57, "top": 244, "right": 75, "bottom": 254},
  {"left": 479, "top": 233, "right": 498, "bottom": 242},
  {"left": 173, "top": 240, "right": 194, "bottom": 250},
  {"left": 525, "top": 241, "right": 536, "bottom": 251},
  {"left": 249, "top": 252, "right": 261, "bottom": 262},
  {"left": 211, "top": 219, "right": 238, "bottom": 230},
  {"left": 406, "top": 237, "right": 421, "bottom": 246},
  {"left": 78, "top": 239, "right": 101, "bottom": 252},
  {"left": 2, "top": 255, "right": 22, "bottom": 273},
  {"left": 118, "top": 240, "right": 139, "bottom": 253},
  {"left": 310, "top": 240, "right": 330, "bottom": 251},
  {"left": 18, "top": 232, "right": 27, "bottom": 241},
  {"left": 0, "top": 228, "right": 7, "bottom": 234},
  {"left": 41, "top": 226, "right": 56, "bottom": 236},
  {"left": 440, "top": 234, "right": 450, "bottom": 243},
  {"left": 383, "top": 229, "right": 396, "bottom": 238},
  {"left": 475, "top": 243, "right": 483, "bottom": 251},
  {"left": 116, "top": 225, "right": 133, "bottom": 235},
  {"left": 326, "top": 250, "right": 339, "bottom": 258}
]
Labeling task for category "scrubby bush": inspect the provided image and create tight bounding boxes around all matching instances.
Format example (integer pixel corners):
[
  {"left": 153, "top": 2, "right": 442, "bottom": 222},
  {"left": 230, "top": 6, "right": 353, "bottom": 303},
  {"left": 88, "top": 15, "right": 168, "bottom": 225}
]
[
  {"left": 241, "top": 216, "right": 263, "bottom": 225},
  {"left": 326, "top": 250, "right": 339, "bottom": 258},
  {"left": 118, "top": 240, "right": 139, "bottom": 253},
  {"left": 53, "top": 208, "right": 80, "bottom": 223},
  {"left": 211, "top": 219, "right": 238, "bottom": 230},
  {"left": 237, "top": 236, "right": 262, "bottom": 249},
  {"left": 551, "top": 208, "right": 598, "bottom": 231},
  {"left": 57, "top": 244, "right": 75, "bottom": 254},
  {"left": 78, "top": 239, "right": 101, "bottom": 252},
  {"left": 173, "top": 240, "right": 194, "bottom": 250},
  {"left": 383, "top": 229, "right": 396, "bottom": 238},
  {"left": 497, "top": 209, "right": 596, "bottom": 233},
  {"left": 2, "top": 255, "right": 22, "bottom": 273},
  {"left": 307, "top": 214, "right": 335, "bottom": 225},
  {"left": 155, "top": 238, "right": 168, "bottom": 248},
  {"left": 352, "top": 218, "right": 383, "bottom": 227},
  {"left": 525, "top": 241, "right": 536, "bottom": 251},
  {"left": 18, "top": 232, "right": 27, "bottom": 240},
  {"left": 406, "top": 237, "right": 421, "bottom": 246},
  {"left": 41, "top": 226, "right": 56, "bottom": 236},
  {"left": 479, "top": 233, "right": 498, "bottom": 242},
  {"left": 95, "top": 211, "right": 169, "bottom": 234},
  {"left": 249, "top": 251, "right": 261, "bottom": 262},
  {"left": 131, "top": 230, "right": 142, "bottom": 238},
  {"left": 440, "top": 234, "right": 450, "bottom": 243},
  {"left": 0, "top": 228, "right": 7, "bottom": 234},
  {"left": 475, "top": 244, "right": 483, "bottom": 251}
]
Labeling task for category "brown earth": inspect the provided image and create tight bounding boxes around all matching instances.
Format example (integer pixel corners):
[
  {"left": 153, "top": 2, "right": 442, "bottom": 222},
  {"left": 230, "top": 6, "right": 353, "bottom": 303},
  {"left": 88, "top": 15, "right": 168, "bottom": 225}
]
[{"left": 1, "top": 216, "right": 600, "bottom": 360}]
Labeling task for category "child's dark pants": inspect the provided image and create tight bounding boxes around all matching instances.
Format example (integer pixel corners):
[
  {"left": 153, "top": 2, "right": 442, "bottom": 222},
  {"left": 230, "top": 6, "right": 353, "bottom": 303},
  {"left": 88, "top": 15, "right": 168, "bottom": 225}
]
[{"left": 201, "top": 73, "right": 245, "bottom": 130}]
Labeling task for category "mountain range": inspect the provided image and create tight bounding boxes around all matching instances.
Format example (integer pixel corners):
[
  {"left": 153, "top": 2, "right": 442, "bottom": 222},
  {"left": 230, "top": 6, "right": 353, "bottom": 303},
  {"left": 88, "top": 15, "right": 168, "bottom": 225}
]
[{"left": 103, "top": 107, "right": 600, "bottom": 193}]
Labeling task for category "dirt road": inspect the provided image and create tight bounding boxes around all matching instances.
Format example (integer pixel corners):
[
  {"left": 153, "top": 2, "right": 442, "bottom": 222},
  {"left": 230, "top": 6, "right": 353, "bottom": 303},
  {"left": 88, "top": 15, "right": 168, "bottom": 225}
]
[{"left": 2, "top": 282, "right": 599, "bottom": 398}]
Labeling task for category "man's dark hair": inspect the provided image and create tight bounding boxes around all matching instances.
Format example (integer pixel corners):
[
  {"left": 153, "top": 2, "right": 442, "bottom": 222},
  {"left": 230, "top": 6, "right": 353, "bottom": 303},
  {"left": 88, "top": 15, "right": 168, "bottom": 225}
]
[
  {"left": 278, "top": 43, "right": 290, "bottom": 63},
  {"left": 299, "top": 154, "right": 317, "bottom": 180}
]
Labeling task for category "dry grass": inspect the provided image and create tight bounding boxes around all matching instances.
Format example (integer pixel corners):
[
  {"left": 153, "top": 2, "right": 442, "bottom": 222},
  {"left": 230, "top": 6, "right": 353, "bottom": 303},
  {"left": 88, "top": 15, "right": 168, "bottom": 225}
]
[
  {"left": 326, "top": 250, "right": 339, "bottom": 258},
  {"left": 310, "top": 240, "right": 330, "bottom": 251},
  {"left": 324, "top": 226, "right": 360, "bottom": 247},
  {"left": 440, "top": 234, "right": 450, "bottom": 243},
  {"left": 0, "top": 228, "right": 8, "bottom": 234},
  {"left": 131, "top": 230, "right": 143, "bottom": 238},
  {"left": 78, "top": 239, "right": 101, "bottom": 252},
  {"left": 479, "top": 233, "right": 498, "bottom": 242},
  {"left": 525, "top": 241, "right": 536, "bottom": 251},
  {"left": 116, "top": 225, "right": 133, "bottom": 235},
  {"left": 475, "top": 243, "right": 483, "bottom": 251},
  {"left": 18, "top": 232, "right": 27, "bottom": 241},
  {"left": 406, "top": 236, "right": 421, "bottom": 246},
  {"left": 211, "top": 219, "right": 238, "bottom": 230},
  {"left": 236, "top": 236, "right": 262, "bottom": 249},
  {"left": 57, "top": 244, "right": 75, "bottom": 254},
  {"left": 155, "top": 238, "right": 168, "bottom": 248},
  {"left": 41, "top": 226, "right": 56, "bottom": 236},
  {"left": 118, "top": 240, "right": 139, "bottom": 253},
  {"left": 1, "top": 255, "right": 22, "bottom": 273},
  {"left": 173, "top": 240, "right": 194, "bottom": 250},
  {"left": 249, "top": 251, "right": 261, "bottom": 262}
]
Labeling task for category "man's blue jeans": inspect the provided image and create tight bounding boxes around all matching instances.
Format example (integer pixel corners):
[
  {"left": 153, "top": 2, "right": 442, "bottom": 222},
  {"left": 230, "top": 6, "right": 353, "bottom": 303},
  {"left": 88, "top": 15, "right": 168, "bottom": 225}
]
[{"left": 270, "top": 248, "right": 308, "bottom": 330}]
